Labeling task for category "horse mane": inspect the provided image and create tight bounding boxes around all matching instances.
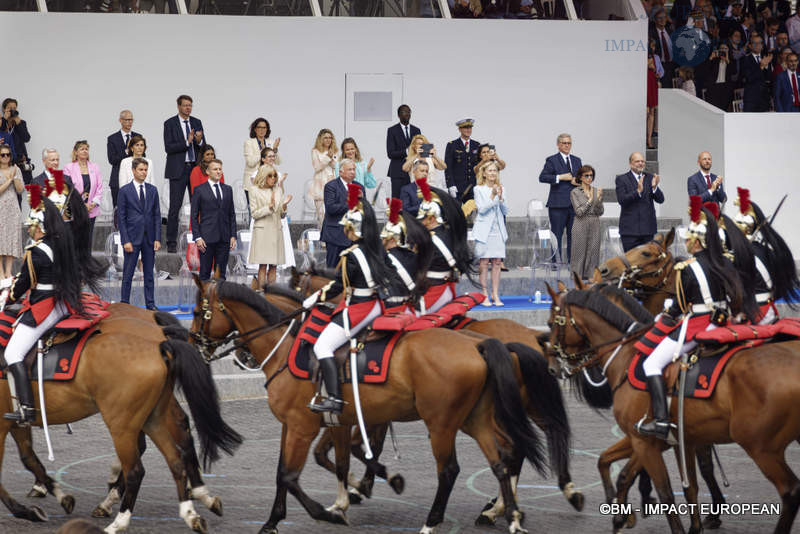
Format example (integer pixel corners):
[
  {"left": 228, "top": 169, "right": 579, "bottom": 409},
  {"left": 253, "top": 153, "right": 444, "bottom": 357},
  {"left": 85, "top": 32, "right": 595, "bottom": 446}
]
[
  {"left": 593, "top": 284, "right": 655, "bottom": 324},
  {"left": 562, "top": 289, "right": 644, "bottom": 333},
  {"left": 263, "top": 283, "right": 304, "bottom": 304},
  {"left": 570, "top": 368, "right": 614, "bottom": 411},
  {"left": 216, "top": 281, "right": 286, "bottom": 324}
]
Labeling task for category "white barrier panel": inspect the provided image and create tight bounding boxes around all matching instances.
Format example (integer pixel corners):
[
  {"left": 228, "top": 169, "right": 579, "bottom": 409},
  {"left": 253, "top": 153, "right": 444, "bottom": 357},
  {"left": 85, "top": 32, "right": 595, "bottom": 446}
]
[{"left": 5, "top": 13, "right": 646, "bottom": 220}]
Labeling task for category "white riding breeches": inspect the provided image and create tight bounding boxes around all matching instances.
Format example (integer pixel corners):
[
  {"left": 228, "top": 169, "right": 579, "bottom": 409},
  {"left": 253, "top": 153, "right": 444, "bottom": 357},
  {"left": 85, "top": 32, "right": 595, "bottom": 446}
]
[
  {"left": 313, "top": 301, "right": 382, "bottom": 360},
  {"left": 758, "top": 305, "right": 776, "bottom": 325},
  {"left": 5, "top": 301, "right": 67, "bottom": 366},
  {"left": 423, "top": 284, "right": 455, "bottom": 315},
  {"left": 643, "top": 322, "right": 718, "bottom": 377}
]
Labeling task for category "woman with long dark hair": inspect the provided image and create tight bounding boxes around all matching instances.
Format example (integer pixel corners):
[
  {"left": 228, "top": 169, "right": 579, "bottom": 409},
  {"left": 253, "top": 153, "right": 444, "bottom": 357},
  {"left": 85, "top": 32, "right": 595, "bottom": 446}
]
[{"left": 304, "top": 184, "right": 392, "bottom": 414}]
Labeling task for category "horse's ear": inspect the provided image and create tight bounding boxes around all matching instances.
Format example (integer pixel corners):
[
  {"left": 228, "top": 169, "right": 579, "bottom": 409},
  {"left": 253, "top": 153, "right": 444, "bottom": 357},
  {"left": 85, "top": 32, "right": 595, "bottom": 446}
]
[
  {"left": 664, "top": 227, "right": 675, "bottom": 249},
  {"left": 572, "top": 271, "right": 585, "bottom": 290},
  {"left": 557, "top": 280, "right": 567, "bottom": 293},
  {"left": 592, "top": 267, "right": 603, "bottom": 284},
  {"left": 192, "top": 273, "right": 203, "bottom": 290},
  {"left": 545, "top": 282, "right": 559, "bottom": 302}
]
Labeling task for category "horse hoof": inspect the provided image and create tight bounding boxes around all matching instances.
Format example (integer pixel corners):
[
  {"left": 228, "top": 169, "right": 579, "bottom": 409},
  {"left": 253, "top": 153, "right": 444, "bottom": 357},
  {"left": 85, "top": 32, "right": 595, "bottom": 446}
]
[
  {"left": 26, "top": 484, "right": 47, "bottom": 499},
  {"left": 474, "top": 512, "right": 495, "bottom": 526},
  {"left": 209, "top": 497, "right": 223, "bottom": 517},
  {"left": 191, "top": 516, "right": 208, "bottom": 533},
  {"left": 348, "top": 491, "right": 363, "bottom": 505},
  {"left": 258, "top": 525, "right": 279, "bottom": 534},
  {"left": 703, "top": 514, "right": 721, "bottom": 530},
  {"left": 92, "top": 505, "right": 111, "bottom": 518},
  {"left": 28, "top": 505, "right": 48, "bottom": 522},
  {"left": 328, "top": 508, "right": 349, "bottom": 525},
  {"left": 569, "top": 491, "right": 585, "bottom": 512},
  {"left": 389, "top": 474, "right": 405, "bottom": 495},
  {"left": 688, "top": 526, "right": 703, "bottom": 534},
  {"left": 625, "top": 512, "right": 637, "bottom": 529},
  {"left": 641, "top": 496, "right": 657, "bottom": 517},
  {"left": 61, "top": 494, "right": 76, "bottom": 514},
  {"left": 481, "top": 499, "right": 496, "bottom": 513},
  {"left": 612, "top": 514, "right": 627, "bottom": 531}
]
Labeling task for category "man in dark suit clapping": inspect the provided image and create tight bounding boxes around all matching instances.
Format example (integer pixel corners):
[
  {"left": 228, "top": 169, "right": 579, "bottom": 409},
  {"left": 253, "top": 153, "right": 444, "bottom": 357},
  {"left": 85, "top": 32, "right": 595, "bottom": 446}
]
[
  {"left": 538, "top": 133, "right": 581, "bottom": 262},
  {"left": 106, "top": 110, "right": 139, "bottom": 209},
  {"left": 190, "top": 160, "right": 236, "bottom": 280},
  {"left": 616, "top": 152, "right": 665, "bottom": 252},
  {"left": 322, "top": 159, "right": 365, "bottom": 268},
  {"left": 164, "top": 94, "right": 206, "bottom": 253},
  {"left": 687, "top": 152, "right": 726, "bottom": 206},
  {"left": 118, "top": 158, "right": 161, "bottom": 310},
  {"left": 386, "top": 104, "right": 421, "bottom": 198},
  {"left": 741, "top": 35, "right": 774, "bottom": 111}
]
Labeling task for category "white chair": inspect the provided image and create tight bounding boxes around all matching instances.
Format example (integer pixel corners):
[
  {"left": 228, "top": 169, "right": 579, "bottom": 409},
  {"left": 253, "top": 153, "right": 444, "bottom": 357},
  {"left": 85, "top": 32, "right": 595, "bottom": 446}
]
[
  {"left": 298, "top": 228, "right": 325, "bottom": 268},
  {"left": 178, "top": 202, "right": 192, "bottom": 235},
  {"left": 98, "top": 187, "right": 114, "bottom": 223},
  {"left": 600, "top": 226, "right": 624, "bottom": 264},
  {"left": 529, "top": 228, "right": 565, "bottom": 299},
  {"left": 525, "top": 198, "right": 548, "bottom": 264},
  {"left": 302, "top": 179, "right": 317, "bottom": 222},
  {"left": 673, "top": 226, "right": 689, "bottom": 258},
  {"left": 230, "top": 229, "right": 259, "bottom": 284},
  {"left": 177, "top": 231, "right": 198, "bottom": 311},
  {"left": 230, "top": 179, "right": 249, "bottom": 226}
]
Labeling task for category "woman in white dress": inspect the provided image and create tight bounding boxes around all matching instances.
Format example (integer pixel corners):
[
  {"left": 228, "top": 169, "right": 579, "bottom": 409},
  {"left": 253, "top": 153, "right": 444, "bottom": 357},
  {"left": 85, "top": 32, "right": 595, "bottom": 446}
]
[
  {"left": 401, "top": 134, "right": 446, "bottom": 188},
  {"left": 310, "top": 128, "right": 337, "bottom": 225},
  {"left": 119, "top": 135, "right": 154, "bottom": 186},
  {"left": 243, "top": 117, "right": 280, "bottom": 209},
  {"left": 249, "top": 165, "right": 292, "bottom": 286}
]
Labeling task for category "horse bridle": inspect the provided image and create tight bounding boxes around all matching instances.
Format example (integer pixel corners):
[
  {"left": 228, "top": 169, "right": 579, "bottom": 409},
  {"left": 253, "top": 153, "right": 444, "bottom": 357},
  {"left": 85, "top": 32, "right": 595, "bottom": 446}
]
[{"left": 613, "top": 245, "right": 675, "bottom": 299}]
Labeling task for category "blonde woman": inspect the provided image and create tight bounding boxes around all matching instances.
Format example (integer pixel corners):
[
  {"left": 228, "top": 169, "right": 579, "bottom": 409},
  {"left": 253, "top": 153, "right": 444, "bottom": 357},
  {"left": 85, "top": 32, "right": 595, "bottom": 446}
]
[
  {"left": 335, "top": 138, "right": 376, "bottom": 188},
  {"left": 473, "top": 161, "right": 508, "bottom": 306},
  {"left": 249, "top": 164, "right": 292, "bottom": 286},
  {"left": 310, "top": 128, "right": 337, "bottom": 224},
  {"left": 401, "top": 134, "right": 446, "bottom": 188},
  {"left": 257, "top": 147, "right": 295, "bottom": 268},
  {"left": 63, "top": 140, "right": 103, "bottom": 241}
]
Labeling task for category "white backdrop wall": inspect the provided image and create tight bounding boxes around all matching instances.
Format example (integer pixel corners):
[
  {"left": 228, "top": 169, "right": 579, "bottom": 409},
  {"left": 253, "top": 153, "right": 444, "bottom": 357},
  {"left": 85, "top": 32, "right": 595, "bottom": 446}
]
[{"left": 6, "top": 13, "right": 646, "bottom": 220}]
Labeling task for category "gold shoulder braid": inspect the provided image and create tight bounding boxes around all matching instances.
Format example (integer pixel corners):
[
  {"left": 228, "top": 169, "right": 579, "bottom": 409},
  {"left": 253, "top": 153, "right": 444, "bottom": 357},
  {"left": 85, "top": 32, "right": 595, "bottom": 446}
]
[
  {"left": 337, "top": 254, "right": 351, "bottom": 299},
  {"left": 25, "top": 249, "right": 37, "bottom": 290},
  {"left": 674, "top": 258, "right": 695, "bottom": 315},
  {"left": 320, "top": 280, "right": 334, "bottom": 302}
]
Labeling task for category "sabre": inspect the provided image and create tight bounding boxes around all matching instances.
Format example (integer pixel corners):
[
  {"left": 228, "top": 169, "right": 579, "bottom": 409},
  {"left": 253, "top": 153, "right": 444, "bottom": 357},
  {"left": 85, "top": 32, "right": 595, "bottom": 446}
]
[
  {"left": 37, "top": 340, "right": 54, "bottom": 462},
  {"left": 711, "top": 444, "right": 730, "bottom": 487},
  {"left": 388, "top": 422, "right": 400, "bottom": 460},
  {"left": 349, "top": 340, "right": 373, "bottom": 460},
  {"left": 674, "top": 313, "right": 692, "bottom": 489},
  {"left": 768, "top": 194, "right": 788, "bottom": 226}
]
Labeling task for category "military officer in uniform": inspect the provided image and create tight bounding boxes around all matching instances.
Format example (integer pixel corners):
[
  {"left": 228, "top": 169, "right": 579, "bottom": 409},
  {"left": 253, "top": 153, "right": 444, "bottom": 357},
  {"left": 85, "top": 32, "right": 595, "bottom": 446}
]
[{"left": 444, "top": 118, "right": 481, "bottom": 202}]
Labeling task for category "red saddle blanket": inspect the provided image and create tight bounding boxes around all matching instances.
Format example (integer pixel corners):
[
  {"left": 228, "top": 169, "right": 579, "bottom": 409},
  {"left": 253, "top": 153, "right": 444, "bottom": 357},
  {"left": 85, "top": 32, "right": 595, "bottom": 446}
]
[
  {"left": 628, "top": 341, "right": 764, "bottom": 399},
  {"left": 0, "top": 328, "right": 98, "bottom": 382},
  {"left": 372, "top": 293, "right": 486, "bottom": 332}
]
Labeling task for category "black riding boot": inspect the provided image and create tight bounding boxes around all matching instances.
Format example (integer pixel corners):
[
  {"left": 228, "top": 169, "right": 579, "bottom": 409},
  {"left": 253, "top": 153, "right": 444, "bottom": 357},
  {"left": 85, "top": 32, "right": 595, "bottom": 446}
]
[
  {"left": 4, "top": 362, "right": 36, "bottom": 424},
  {"left": 309, "top": 357, "right": 343, "bottom": 414},
  {"left": 636, "top": 375, "right": 671, "bottom": 440}
]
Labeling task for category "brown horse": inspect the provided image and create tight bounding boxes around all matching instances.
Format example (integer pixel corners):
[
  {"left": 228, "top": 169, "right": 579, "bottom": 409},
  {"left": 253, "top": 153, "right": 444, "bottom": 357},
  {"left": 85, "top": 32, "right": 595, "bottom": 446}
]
[
  {"left": 547, "top": 284, "right": 800, "bottom": 534},
  {"left": 192, "top": 277, "right": 558, "bottom": 534},
  {"left": 0, "top": 310, "right": 241, "bottom": 533},
  {"left": 287, "top": 269, "right": 584, "bottom": 519}
]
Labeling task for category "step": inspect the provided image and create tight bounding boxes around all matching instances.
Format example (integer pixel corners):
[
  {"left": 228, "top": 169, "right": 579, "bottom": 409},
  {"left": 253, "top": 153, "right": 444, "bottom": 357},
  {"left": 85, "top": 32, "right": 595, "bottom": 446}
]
[{"left": 646, "top": 148, "right": 658, "bottom": 161}]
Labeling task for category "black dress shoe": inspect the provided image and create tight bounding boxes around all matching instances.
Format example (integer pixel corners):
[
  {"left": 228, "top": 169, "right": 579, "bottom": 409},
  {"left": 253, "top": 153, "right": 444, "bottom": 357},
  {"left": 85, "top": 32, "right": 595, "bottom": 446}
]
[
  {"left": 146, "top": 305, "right": 160, "bottom": 311},
  {"left": 167, "top": 244, "right": 177, "bottom": 253}
]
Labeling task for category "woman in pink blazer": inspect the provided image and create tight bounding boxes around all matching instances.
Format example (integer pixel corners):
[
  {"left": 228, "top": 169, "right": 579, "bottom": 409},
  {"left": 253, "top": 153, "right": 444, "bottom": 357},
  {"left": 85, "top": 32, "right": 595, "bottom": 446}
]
[{"left": 63, "top": 139, "right": 104, "bottom": 241}]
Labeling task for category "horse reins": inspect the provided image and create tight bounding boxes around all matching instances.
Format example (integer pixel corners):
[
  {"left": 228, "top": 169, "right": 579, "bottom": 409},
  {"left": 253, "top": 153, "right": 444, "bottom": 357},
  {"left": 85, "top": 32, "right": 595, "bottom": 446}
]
[{"left": 610, "top": 246, "right": 676, "bottom": 299}]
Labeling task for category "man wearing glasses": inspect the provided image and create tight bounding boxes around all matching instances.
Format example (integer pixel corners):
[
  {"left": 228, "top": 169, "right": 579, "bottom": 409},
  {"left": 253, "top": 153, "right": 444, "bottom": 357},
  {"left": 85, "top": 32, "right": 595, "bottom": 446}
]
[
  {"left": 538, "top": 133, "right": 582, "bottom": 263},
  {"left": 107, "top": 110, "right": 139, "bottom": 209}
]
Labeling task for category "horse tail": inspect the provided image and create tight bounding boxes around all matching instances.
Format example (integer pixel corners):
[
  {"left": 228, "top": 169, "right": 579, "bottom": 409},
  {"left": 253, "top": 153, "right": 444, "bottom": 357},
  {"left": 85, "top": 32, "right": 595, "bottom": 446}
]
[
  {"left": 160, "top": 339, "right": 243, "bottom": 470},
  {"left": 476, "top": 338, "right": 547, "bottom": 477},
  {"left": 505, "top": 342, "right": 571, "bottom": 479}
]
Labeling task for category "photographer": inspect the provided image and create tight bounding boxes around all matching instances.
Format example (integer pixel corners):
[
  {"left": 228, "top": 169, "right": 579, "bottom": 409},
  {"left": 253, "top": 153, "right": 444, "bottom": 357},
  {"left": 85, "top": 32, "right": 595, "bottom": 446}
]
[
  {"left": 705, "top": 44, "right": 739, "bottom": 110},
  {"left": 1, "top": 99, "right": 31, "bottom": 184}
]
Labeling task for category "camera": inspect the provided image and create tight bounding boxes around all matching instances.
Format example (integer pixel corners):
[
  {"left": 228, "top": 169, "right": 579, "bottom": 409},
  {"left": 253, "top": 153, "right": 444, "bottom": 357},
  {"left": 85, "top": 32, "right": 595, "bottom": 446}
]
[
  {"left": 488, "top": 144, "right": 496, "bottom": 151},
  {"left": 8, "top": 110, "right": 18, "bottom": 119}
]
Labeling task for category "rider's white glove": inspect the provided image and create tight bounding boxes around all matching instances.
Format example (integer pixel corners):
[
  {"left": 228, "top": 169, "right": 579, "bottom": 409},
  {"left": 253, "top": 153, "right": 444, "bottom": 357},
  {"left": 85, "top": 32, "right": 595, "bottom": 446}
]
[
  {"left": 448, "top": 186, "right": 458, "bottom": 198},
  {"left": 302, "top": 290, "right": 320, "bottom": 309}
]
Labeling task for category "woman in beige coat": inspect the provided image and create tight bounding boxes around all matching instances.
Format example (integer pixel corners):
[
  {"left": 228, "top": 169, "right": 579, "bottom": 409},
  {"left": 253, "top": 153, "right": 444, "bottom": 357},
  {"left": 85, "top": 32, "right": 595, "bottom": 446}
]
[{"left": 249, "top": 164, "right": 292, "bottom": 286}]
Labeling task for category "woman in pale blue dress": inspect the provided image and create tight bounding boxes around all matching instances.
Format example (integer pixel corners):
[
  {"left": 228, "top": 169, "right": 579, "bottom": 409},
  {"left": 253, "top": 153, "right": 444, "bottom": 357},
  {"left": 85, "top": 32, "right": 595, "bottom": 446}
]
[
  {"left": 473, "top": 161, "right": 509, "bottom": 306},
  {"left": 334, "top": 137, "right": 376, "bottom": 188}
]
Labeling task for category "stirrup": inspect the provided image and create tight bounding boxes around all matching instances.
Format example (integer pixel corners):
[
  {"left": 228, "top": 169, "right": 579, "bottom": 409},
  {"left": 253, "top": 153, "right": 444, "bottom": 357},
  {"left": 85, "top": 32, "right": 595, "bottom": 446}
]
[
  {"left": 308, "top": 396, "right": 344, "bottom": 414},
  {"left": 4, "top": 405, "right": 35, "bottom": 425},
  {"left": 635, "top": 418, "right": 673, "bottom": 440}
]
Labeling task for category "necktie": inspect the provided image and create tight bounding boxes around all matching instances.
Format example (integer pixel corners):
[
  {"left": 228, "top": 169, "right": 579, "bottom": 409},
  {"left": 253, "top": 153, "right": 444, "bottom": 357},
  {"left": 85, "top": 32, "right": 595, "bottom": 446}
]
[
  {"left": 792, "top": 72, "right": 799, "bottom": 106},
  {"left": 184, "top": 120, "right": 195, "bottom": 161},
  {"left": 705, "top": 174, "right": 712, "bottom": 188},
  {"left": 124, "top": 133, "right": 130, "bottom": 150},
  {"left": 565, "top": 156, "right": 572, "bottom": 174},
  {"left": 755, "top": 55, "right": 760, "bottom": 65},
  {"left": 214, "top": 183, "right": 222, "bottom": 205},
  {"left": 139, "top": 184, "right": 145, "bottom": 208},
  {"left": 404, "top": 125, "right": 409, "bottom": 142},
  {"left": 661, "top": 30, "right": 671, "bottom": 62}
]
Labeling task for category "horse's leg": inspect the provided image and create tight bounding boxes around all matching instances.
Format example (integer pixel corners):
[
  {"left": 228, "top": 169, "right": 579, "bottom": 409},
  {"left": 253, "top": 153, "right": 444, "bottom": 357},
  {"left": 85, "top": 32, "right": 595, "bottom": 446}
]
[
  {"left": 326, "top": 426, "right": 352, "bottom": 518},
  {"left": 696, "top": 444, "right": 724, "bottom": 529},
  {"left": 104, "top": 431, "right": 147, "bottom": 534},
  {"left": 475, "top": 447, "right": 524, "bottom": 527},
  {"left": 93, "top": 432, "right": 146, "bottom": 518},
  {"left": 312, "top": 427, "right": 337, "bottom": 476},
  {"left": 262, "top": 426, "right": 290, "bottom": 534},
  {"left": 351, "top": 424, "right": 404, "bottom": 497},
  {"left": 0, "top": 428, "right": 47, "bottom": 522},
  {"left": 745, "top": 448, "right": 800, "bottom": 533},
  {"left": 632, "top": 438, "right": 685, "bottom": 533},
  {"left": 679, "top": 444, "right": 702, "bottom": 534},
  {"left": 420, "top": 427, "right": 462, "bottom": 534},
  {"left": 612, "top": 456, "right": 643, "bottom": 531},
  {"left": 10, "top": 424, "right": 75, "bottom": 513},
  {"left": 597, "top": 436, "right": 633, "bottom": 504}
]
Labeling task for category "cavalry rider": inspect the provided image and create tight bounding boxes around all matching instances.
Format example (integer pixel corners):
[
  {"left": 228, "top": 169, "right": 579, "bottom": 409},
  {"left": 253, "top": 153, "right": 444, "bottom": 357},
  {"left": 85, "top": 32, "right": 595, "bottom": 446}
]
[
  {"left": 303, "top": 184, "right": 393, "bottom": 415},
  {"left": 734, "top": 188, "right": 800, "bottom": 323},
  {"left": 635, "top": 196, "right": 757, "bottom": 440},
  {"left": 381, "top": 198, "right": 433, "bottom": 314},
  {"left": 415, "top": 178, "right": 474, "bottom": 314},
  {"left": 0, "top": 187, "right": 85, "bottom": 423}
]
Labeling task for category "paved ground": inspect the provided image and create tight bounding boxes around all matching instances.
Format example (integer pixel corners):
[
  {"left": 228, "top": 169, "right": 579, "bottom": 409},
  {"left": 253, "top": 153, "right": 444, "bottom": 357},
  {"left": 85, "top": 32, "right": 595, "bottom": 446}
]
[{"left": 0, "top": 394, "right": 795, "bottom": 534}]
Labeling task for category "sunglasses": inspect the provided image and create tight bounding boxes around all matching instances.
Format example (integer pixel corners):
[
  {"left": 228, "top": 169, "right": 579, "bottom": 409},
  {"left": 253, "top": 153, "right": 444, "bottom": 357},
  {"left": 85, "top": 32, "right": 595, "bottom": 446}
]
[
  {"left": 266, "top": 173, "right": 278, "bottom": 177},
  {"left": 0, "top": 153, "right": 11, "bottom": 158},
  {"left": 582, "top": 174, "right": 594, "bottom": 178}
]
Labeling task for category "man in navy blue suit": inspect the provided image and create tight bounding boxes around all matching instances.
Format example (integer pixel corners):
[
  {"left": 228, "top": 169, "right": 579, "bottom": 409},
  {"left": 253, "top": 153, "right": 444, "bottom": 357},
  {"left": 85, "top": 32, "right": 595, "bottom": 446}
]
[
  {"left": 386, "top": 104, "right": 421, "bottom": 198},
  {"left": 616, "top": 152, "right": 665, "bottom": 252},
  {"left": 538, "top": 133, "right": 581, "bottom": 262},
  {"left": 190, "top": 160, "right": 236, "bottom": 280},
  {"left": 399, "top": 159, "right": 428, "bottom": 216},
  {"left": 741, "top": 35, "right": 774, "bottom": 112},
  {"left": 118, "top": 158, "right": 161, "bottom": 310},
  {"left": 687, "top": 152, "right": 727, "bottom": 205},
  {"left": 775, "top": 53, "right": 800, "bottom": 111},
  {"left": 106, "top": 110, "right": 139, "bottom": 209},
  {"left": 164, "top": 95, "right": 206, "bottom": 253},
  {"left": 322, "top": 159, "right": 365, "bottom": 267}
]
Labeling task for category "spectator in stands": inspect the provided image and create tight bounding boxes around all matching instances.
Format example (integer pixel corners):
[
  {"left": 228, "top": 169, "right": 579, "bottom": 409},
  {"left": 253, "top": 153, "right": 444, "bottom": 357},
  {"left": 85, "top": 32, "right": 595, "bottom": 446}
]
[
  {"left": 400, "top": 159, "right": 428, "bottom": 216},
  {"left": 310, "top": 128, "right": 337, "bottom": 225},
  {"left": 260, "top": 147, "right": 294, "bottom": 269},
  {"left": 570, "top": 165, "right": 604, "bottom": 282},
  {"left": 786, "top": 7, "right": 800, "bottom": 51},
  {"left": 243, "top": 117, "right": 280, "bottom": 209},
  {"left": 336, "top": 138, "right": 376, "bottom": 188},
  {"left": 106, "top": 109, "right": 138, "bottom": 209},
  {"left": 386, "top": 105, "right": 421, "bottom": 198},
  {"left": 451, "top": 0, "right": 482, "bottom": 18},
  {"left": 473, "top": 143, "right": 506, "bottom": 176},
  {"left": 776, "top": 31, "right": 790, "bottom": 54},
  {"left": 0, "top": 144, "right": 23, "bottom": 282},
  {"left": 118, "top": 158, "right": 161, "bottom": 311},
  {"left": 119, "top": 135, "right": 154, "bottom": 187},
  {"left": 249, "top": 164, "right": 292, "bottom": 286},
  {"left": 647, "top": 55, "right": 659, "bottom": 149},
  {"left": 687, "top": 152, "right": 726, "bottom": 205},
  {"left": 63, "top": 140, "right": 103, "bottom": 241},
  {"left": 741, "top": 12, "right": 756, "bottom": 43},
  {"left": 445, "top": 118, "right": 481, "bottom": 201},
  {"left": 763, "top": 17, "right": 782, "bottom": 52},
  {"left": 402, "top": 134, "right": 446, "bottom": 189},
  {"left": 722, "top": 1, "right": 745, "bottom": 39},
  {"left": 774, "top": 52, "right": 800, "bottom": 111},
  {"left": 705, "top": 44, "right": 739, "bottom": 110},
  {"left": 1, "top": 98, "right": 32, "bottom": 184},
  {"left": 651, "top": 9, "right": 676, "bottom": 86},
  {"left": 164, "top": 94, "right": 206, "bottom": 254},
  {"left": 473, "top": 161, "right": 508, "bottom": 307},
  {"left": 191, "top": 159, "right": 235, "bottom": 280},
  {"left": 728, "top": 28, "right": 747, "bottom": 62},
  {"left": 766, "top": 0, "right": 791, "bottom": 23},
  {"left": 510, "top": 0, "right": 535, "bottom": 19},
  {"left": 321, "top": 159, "right": 364, "bottom": 268},
  {"left": 190, "top": 145, "right": 225, "bottom": 195},
  {"left": 538, "top": 133, "right": 581, "bottom": 263},
  {"left": 742, "top": 35, "right": 774, "bottom": 111},
  {"left": 32, "top": 148, "right": 64, "bottom": 187},
  {"left": 671, "top": 0, "right": 696, "bottom": 27},
  {"left": 615, "top": 152, "right": 664, "bottom": 252},
  {"left": 773, "top": 46, "right": 792, "bottom": 79},
  {"left": 677, "top": 66, "right": 697, "bottom": 96}
]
